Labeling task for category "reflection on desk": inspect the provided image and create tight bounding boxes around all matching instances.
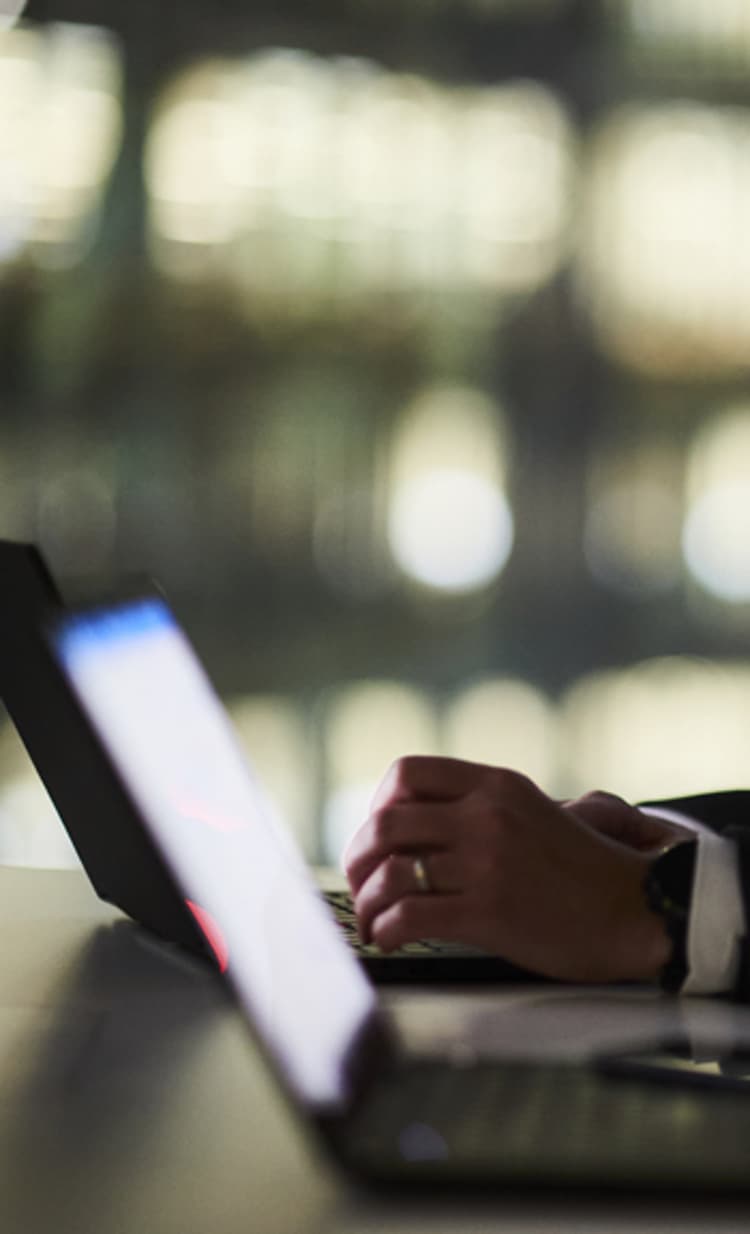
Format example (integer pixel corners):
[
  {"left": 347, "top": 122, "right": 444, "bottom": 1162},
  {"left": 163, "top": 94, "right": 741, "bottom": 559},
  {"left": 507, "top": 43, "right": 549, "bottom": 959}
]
[{"left": 3, "top": 865, "right": 750, "bottom": 1233}]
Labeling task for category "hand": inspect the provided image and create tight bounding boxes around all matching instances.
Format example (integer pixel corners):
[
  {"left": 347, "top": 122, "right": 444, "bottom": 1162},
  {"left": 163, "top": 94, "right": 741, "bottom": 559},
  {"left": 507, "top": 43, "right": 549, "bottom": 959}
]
[{"left": 343, "top": 757, "right": 672, "bottom": 984}]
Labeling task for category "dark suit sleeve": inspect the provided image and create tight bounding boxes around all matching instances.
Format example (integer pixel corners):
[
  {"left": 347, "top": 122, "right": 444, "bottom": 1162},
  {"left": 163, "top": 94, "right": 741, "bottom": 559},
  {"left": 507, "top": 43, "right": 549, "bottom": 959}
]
[
  {"left": 643, "top": 791, "right": 750, "bottom": 1000},
  {"left": 644, "top": 791, "right": 750, "bottom": 834}
]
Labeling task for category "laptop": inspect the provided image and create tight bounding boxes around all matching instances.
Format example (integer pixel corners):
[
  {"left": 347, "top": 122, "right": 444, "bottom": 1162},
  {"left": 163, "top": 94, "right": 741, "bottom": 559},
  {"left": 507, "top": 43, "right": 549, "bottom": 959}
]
[
  {"left": 0, "top": 539, "right": 529, "bottom": 983},
  {"left": 41, "top": 591, "right": 750, "bottom": 1194}
]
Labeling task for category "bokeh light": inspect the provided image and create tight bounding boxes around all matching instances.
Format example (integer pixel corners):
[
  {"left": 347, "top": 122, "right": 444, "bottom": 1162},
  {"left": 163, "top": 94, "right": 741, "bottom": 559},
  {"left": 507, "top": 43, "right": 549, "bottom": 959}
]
[
  {"left": 388, "top": 468, "right": 513, "bottom": 593},
  {"left": 0, "top": 724, "right": 79, "bottom": 868},
  {"left": 145, "top": 52, "right": 574, "bottom": 309},
  {"left": 228, "top": 695, "right": 315, "bottom": 856},
  {"left": 444, "top": 677, "right": 557, "bottom": 788},
  {"left": 615, "top": 0, "right": 750, "bottom": 74},
  {"left": 322, "top": 680, "right": 438, "bottom": 861},
  {"left": 387, "top": 383, "right": 513, "bottom": 594},
  {"left": 0, "top": 22, "right": 122, "bottom": 269},
  {"left": 584, "top": 445, "right": 683, "bottom": 596},
  {"left": 683, "top": 487, "right": 750, "bottom": 604},
  {"left": 580, "top": 103, "right": 750, "bottom": 376},
  {"left": 683, "top": 405, "right": 750, "bottom": 603},
  {"left": 563, "top": 657, "right": 750, "bottom": 801}
]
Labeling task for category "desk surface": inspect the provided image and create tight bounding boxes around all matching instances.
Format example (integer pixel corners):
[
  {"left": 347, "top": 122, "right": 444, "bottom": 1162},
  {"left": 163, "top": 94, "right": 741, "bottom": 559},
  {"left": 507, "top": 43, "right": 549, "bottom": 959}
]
[{"left": 3, "top": 864, "right": 750, "bottom": 1234}]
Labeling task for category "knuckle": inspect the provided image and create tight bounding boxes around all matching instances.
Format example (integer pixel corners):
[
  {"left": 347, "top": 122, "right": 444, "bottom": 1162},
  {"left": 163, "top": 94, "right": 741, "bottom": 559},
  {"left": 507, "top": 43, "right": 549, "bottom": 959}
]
[
  {"left": 468, "top": 796, "right": 508, "bottom": 846},
  {"left": 373, "top": 898, "right": 411, "bottom": 947},
  {"left": 390, "top": 754, "right": 421, "bottom": 794},
  {"left": 379, "top": 853, "right": 403, "bottom": 893},
  {"left": 371, "top": 806, "right": 395, "bottom": 850},
  {"left": 487, "top": 766, "right": 534, "bottom": 798},
  {"left": 577, "top": 790, "right": 614, "bottom": 806},
  {"left": 395, "top": 897, "right": 426, "bottom": 936},
  {"left": 371, "top": 910, "right": 399, "bottom": 950}
]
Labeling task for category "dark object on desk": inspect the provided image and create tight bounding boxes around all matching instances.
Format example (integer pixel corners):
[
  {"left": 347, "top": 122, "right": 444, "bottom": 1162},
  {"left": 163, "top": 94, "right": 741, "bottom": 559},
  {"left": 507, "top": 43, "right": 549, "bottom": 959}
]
[
  {"left": 43, "top": 590, "right": 750, "bottom": 1197},
  {"left": 598, "top": 1036, "right": 750, "bottom": 1094},
  {"left": 0, "top": 540, "right": 535, "bottom": 985}
]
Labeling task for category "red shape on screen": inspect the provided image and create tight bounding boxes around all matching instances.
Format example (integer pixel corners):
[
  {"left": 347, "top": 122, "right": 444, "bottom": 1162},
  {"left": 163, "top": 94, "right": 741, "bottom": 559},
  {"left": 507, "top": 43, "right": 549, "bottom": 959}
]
[
  {"left": 185, "top": 899, "right": 229, "bottom": 972},
  {"left": 174, "top": 792, "right": 245, "bottom": 833}
]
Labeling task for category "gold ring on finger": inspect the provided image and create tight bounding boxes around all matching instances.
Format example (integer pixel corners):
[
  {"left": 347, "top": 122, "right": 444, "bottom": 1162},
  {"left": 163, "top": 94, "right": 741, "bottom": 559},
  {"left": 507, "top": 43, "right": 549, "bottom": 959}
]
[{"left": 412, "top": 854, "right": 433, "bottom": 894}]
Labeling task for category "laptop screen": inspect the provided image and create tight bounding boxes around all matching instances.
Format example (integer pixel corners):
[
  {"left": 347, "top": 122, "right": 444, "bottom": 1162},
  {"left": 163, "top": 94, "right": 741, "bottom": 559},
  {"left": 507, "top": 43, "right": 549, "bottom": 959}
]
[{"left": 51, "top": 596, "right": 377, "bottom": 1110}]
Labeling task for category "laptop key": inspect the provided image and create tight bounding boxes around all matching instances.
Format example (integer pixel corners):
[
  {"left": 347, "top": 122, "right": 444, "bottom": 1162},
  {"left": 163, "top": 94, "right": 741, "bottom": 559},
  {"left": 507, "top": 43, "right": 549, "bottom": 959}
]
[{"left": 323, "top": 889, "right": 491, "bottom": 959}]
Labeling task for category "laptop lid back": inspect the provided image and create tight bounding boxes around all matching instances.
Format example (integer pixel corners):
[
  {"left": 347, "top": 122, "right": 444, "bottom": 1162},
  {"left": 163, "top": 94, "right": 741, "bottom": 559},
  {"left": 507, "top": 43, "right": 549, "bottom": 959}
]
[{"left": 0, "top": 540, "right": 206, "bottom": 953}]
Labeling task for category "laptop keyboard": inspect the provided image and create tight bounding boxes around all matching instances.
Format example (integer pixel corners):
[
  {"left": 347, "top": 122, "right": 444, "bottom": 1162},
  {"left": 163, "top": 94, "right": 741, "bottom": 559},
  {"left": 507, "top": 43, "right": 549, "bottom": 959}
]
[
  {"left": 323, "top": 888, "right": 490, "bottom": 959},
  {"left": 344, "top": 1057, "right": 750, "bottom": 1182},
  {"left": 353, "top": 1060, "right": 559, "bottom": 1158}
]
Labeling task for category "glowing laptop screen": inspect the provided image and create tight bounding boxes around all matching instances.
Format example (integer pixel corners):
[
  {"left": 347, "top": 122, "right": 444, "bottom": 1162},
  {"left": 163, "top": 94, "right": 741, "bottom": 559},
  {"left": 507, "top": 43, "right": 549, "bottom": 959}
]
[{"left": 53, "top": 598, "right": 376, "bottom": 1110}]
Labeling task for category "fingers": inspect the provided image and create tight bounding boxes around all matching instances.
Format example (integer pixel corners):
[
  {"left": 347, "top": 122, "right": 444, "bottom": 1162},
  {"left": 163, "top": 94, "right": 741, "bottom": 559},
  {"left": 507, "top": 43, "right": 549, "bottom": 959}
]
[
  {"left": 345, "top": 760, "right": 543, "bottom": 894},
  {"left": 344, "top": 799, "right": 459, "bottom": 894},
  {"left": 341, "top": 756, "right": 554, "bottom": 958},
  {"left": 367, "top": 892, "right": 471, "bottom": 954},
  {"left": 354, "top": 851, "right": 463, "bottom": 943}
]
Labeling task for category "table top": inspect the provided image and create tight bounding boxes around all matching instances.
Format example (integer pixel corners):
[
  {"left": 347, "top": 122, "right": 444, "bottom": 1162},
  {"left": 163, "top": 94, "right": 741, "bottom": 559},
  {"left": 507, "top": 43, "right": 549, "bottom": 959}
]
[{"left": 3, "top": 863, "right": 750, "bottom": 1234}]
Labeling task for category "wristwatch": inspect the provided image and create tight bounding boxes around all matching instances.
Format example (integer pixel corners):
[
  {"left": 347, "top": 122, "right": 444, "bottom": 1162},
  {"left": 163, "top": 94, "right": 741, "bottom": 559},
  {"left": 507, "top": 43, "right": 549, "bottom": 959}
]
[{"left": 644, "top": 839, "right": 698, "bottom": 993}]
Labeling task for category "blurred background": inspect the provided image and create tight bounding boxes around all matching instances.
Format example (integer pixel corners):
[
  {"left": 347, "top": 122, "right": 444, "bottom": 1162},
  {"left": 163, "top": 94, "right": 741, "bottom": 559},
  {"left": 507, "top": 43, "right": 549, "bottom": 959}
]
[{"left": 2, "top": 0, "right": 750, "bottom": 869}]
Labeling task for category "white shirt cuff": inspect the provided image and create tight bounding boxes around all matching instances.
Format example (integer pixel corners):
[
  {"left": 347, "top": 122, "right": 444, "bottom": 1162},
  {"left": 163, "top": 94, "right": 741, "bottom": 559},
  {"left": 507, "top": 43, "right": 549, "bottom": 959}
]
[{"left": 641, "top": 807, "right": 745, "bottom": 995}]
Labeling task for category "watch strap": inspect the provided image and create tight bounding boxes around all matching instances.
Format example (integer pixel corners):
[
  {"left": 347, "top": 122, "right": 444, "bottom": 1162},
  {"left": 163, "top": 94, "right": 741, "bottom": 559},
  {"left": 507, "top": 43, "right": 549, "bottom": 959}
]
[{"left": 644, "top": 840, "right": 697, "bottom": 993}]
